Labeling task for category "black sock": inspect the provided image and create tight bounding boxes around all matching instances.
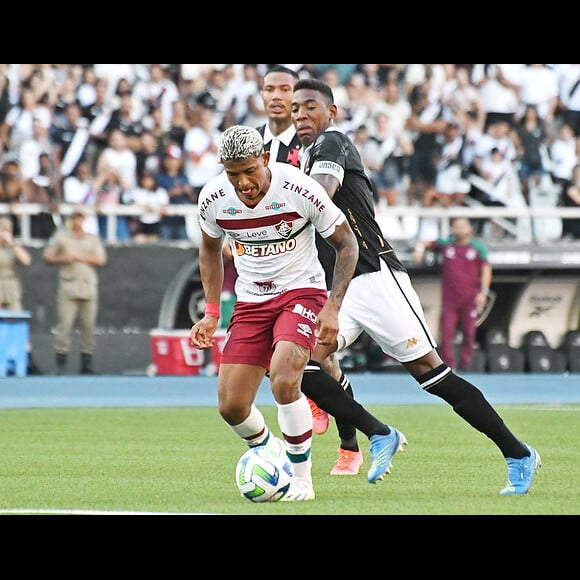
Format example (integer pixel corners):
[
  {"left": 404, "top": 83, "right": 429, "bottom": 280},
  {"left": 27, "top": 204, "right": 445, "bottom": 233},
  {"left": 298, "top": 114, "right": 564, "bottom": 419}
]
[
  {"left": 421, "top": 365, "right": 528, "bottom": 459},
  {"left": 334, "top": 374, "right": 359, "bottom": 451},
  {"left": 301, "top": 361, "right": 388, "bottom": 441}
]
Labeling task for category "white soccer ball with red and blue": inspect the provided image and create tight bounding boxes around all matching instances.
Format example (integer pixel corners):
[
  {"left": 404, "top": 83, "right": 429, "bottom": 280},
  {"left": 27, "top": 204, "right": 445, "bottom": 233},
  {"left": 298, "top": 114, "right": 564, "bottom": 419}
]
[{"left": 235, "top": 440, "right": 293, "bottom": 503}]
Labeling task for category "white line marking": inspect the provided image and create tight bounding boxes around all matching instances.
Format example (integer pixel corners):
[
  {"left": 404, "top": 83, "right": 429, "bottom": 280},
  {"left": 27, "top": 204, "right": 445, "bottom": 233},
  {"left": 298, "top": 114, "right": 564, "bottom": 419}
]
[{"left": 0, "top": 509, "right": 221, "bottom": 516}]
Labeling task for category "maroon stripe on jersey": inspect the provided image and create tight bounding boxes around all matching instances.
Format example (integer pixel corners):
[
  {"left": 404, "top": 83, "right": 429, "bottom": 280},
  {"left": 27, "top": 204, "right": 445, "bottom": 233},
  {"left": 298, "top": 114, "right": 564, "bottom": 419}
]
[{"left": 216, "top": 211, "right": 301, "bottom": 230}]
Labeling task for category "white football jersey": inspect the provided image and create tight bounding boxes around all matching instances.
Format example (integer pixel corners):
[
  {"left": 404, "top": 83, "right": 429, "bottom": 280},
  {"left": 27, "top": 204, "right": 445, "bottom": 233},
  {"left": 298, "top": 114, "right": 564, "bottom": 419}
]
[{"left": 198, "top": 161, "right": 346, "bottom": 303}]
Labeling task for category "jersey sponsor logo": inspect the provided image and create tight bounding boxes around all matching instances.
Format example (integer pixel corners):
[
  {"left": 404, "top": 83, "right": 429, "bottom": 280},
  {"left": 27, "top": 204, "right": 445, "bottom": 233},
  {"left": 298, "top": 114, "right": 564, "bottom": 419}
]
[
  {"left": 222, "top": 206, "right": 242, "bottom": 216},
  {"left": 198, "top": 187, "right": 227, "bottom": 219},
  {"left": 297, "top": 323, "right": 312, "bottom": 339},
  {"left": 265, "top": 201, "right": 286, "bottom": 211},
  {"left": 282, "top": 181, "right": 326, "bottom": 212},
  {"left": 316, "top": 161, "right": 339, "bottom": 172},
  {"left": 292, "top": 303, "right": 317, "bottom": 323},
  {"left": 246, "top": 229, "right": 268, "bottom": 239},
  {"left": 235, "top": 238, "right": 297, "bottom": 257},
  {"left": 255, "top": 281, "right": 276, "bottom": 294}
]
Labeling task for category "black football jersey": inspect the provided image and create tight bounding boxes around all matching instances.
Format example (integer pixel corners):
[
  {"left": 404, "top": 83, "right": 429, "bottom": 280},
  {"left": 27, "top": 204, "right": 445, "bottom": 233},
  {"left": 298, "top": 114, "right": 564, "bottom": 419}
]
[{"left": 304, "top": 129, "right": 407, "bottom": 286}]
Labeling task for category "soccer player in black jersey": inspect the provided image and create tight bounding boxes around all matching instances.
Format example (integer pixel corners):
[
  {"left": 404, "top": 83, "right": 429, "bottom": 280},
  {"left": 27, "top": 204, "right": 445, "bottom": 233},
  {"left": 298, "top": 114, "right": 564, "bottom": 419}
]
[
  {"left": 291, "top": 78, "right": 540, "bottom": 494},
  {"left": 252, "top": 66, "right": 400, "bottom": 473}
]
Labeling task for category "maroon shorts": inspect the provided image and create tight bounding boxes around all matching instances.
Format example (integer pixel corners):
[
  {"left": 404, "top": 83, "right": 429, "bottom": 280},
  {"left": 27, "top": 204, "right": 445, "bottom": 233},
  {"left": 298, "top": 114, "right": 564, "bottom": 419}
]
[{"left": 220, "top": 287, "right": 328, "bottom": 370}]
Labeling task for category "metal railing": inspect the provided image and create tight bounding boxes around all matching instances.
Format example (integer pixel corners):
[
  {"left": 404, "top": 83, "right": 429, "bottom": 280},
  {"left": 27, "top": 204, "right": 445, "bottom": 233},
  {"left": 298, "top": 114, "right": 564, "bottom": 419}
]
[{"left": 2, "top": 202, "right": 580, "bottom": 245}]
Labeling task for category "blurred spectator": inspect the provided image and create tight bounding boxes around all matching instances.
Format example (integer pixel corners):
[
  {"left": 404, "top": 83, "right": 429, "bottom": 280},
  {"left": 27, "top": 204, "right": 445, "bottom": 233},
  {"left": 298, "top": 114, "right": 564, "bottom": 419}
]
[
  {"left": 52, "top": 75, "right": 81, "bottom": 126},
  {"left": 126, "top": 172, "right": 169, "bottom": 243},
  {"left": 441, "top": 65, "right": 485, "bottom": 130},
  {"left": 0, "top": 64, "right": 11, "bottom": 126},
  {"left": 322, "top": 66, "right": 350, "bottom": 110},
  {"left": 472, "top": 119, "right": 517, "bottom": 175},
  {"left": 371, "top": 79, "right": 412, "bottom": 138},
  {"left": 371, "top": 111, "right": 414, "bottom": 207},
  {"left": 156, "top": 144, "right": 195, "bottom": 241},
  {"left": 517, "top": 64, "right": 558, "bottom": 125},
  {"left": 21, "top": 151, "right": 61, "bottom": 240},
  {"left": 164, "top": 98, "right": 190, "bottom": 150},
  {"left": 471, "top": 64, "right": 522, "bottom": 130},
  {"left": 377, "top": 64, "right": 405, "bottom": 85},
  {"left": 434, "top": 120, "right": 471, "bottom": 208},
  {"left": 0, "top": 215, "right": 31, "bottom": 309},
  {"left": 310, "top": 64, "right": 357, "bottom": 84},
  {"left": 0, "top": 215, "right": 41, "bottom": 374},
  {"left": 343, "top": 72, "right": 373, "bottom": 132},
  {"left": 230, "top": 64, "right": 261, "bottom": 124},
  {"left": 0, "top": 158, "right": 25, "bottom": 206},
  {"left": 103, "top": 89, "right": 144, "bottom": 152},
  {"left": 0, "top": 86, "right": 52, "bottom": 157},
  {"left": 457, "top": 107, "right": 484, "bottom": 174},
  {"left": 512, "top": 104, "right": 549, "bottom": 203},
  {"left": 203, "top": 66, "right": 236, "bottom": 131},
  {"left": 92, "top": 165, "right": 131, "bottom": 241},
  {"left": 96, "top": 128, "right": 138, "bottom": 191},
  {"left": 50, "top": 100, "right": 90, "bottom": 178},
  {"left": 548, "top": 122, "right": 579, "bottom": 194},
  {"left": 554, "top": 63, "right": 580, "bottom": 136},
  {"left": 62, "top": 161, "right": 99, "bottom": 235},
  {"left": 405, "top": 80, "right": 448, "bottom": 208},
  {"left": 478, "top": 146, "right": 517, "bottom": 207},
  {"left": 135, "top": 129, "right": 163, "bottom": 179},
  {"left": 183, "top": 95, "right": 222, "bottom": 202},
  {"left": 561, "top": 163, "right": 580, "bottom": 239},
  {"left": 141, "top": 105, "right": 166, "bottom": 145},
  {"left": 404, "top": 64, "right": 447, "bottom": 101},
  {"left": 82, "top": 77, "right": 113, "bottom": 172},
  {"left": 92, "top": 64, "right": 136, "bottom": 106},
  {"left": 351, "top": 124, "right": 382, "bottom": 203},
  {"left": 18, "top": 114, "right": 54, "bottom": 181},
  {"left": 356, "top": 63, "right": 383, "bottom": 91},
  {"left": 76, "top": 66, "right": 99, "bottom": 111},
  {"left": 243, "top": 71, "right": 267, "bottom": 128},
  {"left": 132, "top": 64, "right": 180, "bottom": 131}
]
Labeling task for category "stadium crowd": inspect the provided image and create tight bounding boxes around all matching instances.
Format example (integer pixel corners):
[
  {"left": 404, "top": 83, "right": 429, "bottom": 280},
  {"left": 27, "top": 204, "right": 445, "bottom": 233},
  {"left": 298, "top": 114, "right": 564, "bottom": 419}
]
[{"left": 1, "top": 63, "right": 580, "bottom": 244}]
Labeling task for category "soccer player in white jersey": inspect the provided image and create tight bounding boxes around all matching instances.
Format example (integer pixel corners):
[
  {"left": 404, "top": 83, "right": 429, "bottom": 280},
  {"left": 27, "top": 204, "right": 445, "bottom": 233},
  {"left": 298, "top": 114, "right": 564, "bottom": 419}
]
[{"left": 189, "top": 125, "right": 358, "bottom": 501}]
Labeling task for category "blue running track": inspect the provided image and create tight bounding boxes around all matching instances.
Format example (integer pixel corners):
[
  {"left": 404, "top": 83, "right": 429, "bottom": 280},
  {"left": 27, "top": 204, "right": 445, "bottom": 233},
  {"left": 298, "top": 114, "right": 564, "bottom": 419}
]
[{"left": 0, "top": 373, "right": 578, "bottom": 409}]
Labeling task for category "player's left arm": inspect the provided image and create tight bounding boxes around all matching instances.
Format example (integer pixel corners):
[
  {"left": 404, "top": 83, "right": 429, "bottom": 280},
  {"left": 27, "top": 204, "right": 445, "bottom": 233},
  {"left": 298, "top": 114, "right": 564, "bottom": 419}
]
[
  {"left": 315, "top": 220, "right": 358, "bottom": 346},
  {"left": 310, "top": 172, "right": 340, "bottom": 200}
]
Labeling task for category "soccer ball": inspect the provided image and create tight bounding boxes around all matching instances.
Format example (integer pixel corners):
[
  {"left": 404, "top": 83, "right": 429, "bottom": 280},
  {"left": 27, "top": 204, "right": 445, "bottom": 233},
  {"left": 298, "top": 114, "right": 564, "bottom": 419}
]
[{"left": 235, "top": 440, "right": 293, "bottom": 503}]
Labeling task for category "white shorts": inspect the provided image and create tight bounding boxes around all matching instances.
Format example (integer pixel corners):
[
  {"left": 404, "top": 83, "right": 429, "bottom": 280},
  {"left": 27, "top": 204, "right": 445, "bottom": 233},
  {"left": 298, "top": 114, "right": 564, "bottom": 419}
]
[{"left": 337, "top": 261, "right": 437, "bottom": 363}]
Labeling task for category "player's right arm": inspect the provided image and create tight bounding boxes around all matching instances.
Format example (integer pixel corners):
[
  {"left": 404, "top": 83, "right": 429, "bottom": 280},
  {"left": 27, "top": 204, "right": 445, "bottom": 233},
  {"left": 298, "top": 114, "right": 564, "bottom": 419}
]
[
  {"left": 314, "top": 219, "right": 358, "bottom": 347},
  {"left": 190, "top": 229, "right": 224, "bottom": 349}
]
